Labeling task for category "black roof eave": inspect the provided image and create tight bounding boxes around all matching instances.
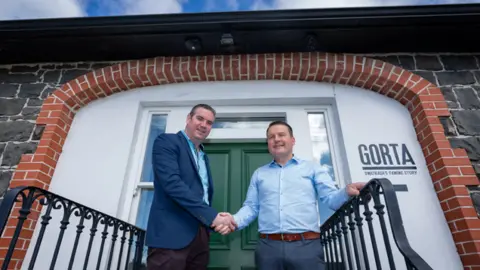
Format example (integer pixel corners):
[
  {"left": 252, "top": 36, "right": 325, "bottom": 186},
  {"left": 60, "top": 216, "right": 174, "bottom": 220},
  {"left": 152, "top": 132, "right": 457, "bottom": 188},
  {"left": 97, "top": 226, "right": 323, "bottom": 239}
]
[{"left": 1, "top": 3, "right": 480, "bottom": 64}]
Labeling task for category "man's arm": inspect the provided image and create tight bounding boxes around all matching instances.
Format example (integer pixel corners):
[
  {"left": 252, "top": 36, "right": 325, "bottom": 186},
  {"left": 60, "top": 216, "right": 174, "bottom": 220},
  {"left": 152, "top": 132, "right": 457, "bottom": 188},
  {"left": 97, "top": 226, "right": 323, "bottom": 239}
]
[
  {"left": 231, "top": 170, "right": 260, "bottom": 231},
  {"left": 152, "top": 134, "right": 218, "bottom": 227},
  {"left": 313, "top": 164, "right": 350, "bottom": 211}
]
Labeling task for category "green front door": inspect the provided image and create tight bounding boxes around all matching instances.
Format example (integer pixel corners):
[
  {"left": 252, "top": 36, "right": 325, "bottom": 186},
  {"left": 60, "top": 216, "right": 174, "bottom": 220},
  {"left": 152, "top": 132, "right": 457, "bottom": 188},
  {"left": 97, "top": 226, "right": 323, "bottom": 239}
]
[{"left": 204, "top": 142, "right": 272, "bottom": 270}]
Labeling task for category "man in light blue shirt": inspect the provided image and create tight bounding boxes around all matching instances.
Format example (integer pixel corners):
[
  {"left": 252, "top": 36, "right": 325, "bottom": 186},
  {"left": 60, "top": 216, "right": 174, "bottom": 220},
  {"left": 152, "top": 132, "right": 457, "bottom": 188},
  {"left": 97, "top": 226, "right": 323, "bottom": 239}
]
[{"left": 213, "top": 121, "right": 365, "bottom": 270}]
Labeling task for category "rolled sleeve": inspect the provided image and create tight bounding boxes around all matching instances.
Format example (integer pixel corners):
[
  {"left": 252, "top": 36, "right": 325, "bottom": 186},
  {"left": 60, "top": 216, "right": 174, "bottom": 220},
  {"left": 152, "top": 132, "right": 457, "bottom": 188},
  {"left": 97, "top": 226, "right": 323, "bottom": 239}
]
[{"left": 313, "top": 164, "right": 350, "bottom": 211}]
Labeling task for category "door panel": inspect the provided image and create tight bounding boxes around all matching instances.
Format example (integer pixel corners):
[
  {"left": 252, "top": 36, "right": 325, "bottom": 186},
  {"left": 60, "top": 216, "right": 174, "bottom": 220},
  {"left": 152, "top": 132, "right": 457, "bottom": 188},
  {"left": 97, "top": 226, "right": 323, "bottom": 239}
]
[
  {"left": 204, "top": 143, "right": 271, "bottom": 270},
  {"left": 207, "top": 149, "right": 232, "bottom": 250},
  {"left": 240, "top": 149, "right": 265, "bottom": 251}
]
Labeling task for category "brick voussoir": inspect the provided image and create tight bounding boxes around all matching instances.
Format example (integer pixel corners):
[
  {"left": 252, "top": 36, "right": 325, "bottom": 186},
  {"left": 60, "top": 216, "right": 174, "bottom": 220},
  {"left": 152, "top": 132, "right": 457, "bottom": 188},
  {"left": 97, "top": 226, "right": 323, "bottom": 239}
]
[{"left": 0, "top": 53, "right": 479, "bottom": 269}]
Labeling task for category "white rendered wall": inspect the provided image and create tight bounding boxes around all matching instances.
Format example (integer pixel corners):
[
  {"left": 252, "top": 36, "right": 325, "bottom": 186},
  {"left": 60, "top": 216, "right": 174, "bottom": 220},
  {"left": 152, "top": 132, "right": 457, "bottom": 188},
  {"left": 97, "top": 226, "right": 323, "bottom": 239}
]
[
  {"left": 335, "top": 85, "right": 462, "bottom": 270},
  {"left": 21, "top": 81, "right": 461, "bottom": 270}
]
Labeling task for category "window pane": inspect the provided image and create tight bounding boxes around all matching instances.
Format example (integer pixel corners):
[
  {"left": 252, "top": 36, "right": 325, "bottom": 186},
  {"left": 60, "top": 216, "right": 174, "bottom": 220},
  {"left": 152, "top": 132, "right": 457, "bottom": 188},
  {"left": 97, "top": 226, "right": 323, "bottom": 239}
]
[
  {"left": 308, "top": 113, "right": 334, "bottom": 179},
  {"left": 307, "top": 113, "right": 336, "bottom": 225},
  {"left": 141, "top": 114, "right": 168, "bottom": 182},
  {"left": 212, "top": 117, "right": 284, "bottom": 129},
  {"left": 135, "top": 188, "right": 153, "bottom": 265},
  {"left": 135, "top": 115, "right": 166, "bottom": 263},
  {"left": 128, "top": 114, "right": 166, "bottom": 265},
  {"left": 135, "top": 189, "right": 154, "bottom": 229}
]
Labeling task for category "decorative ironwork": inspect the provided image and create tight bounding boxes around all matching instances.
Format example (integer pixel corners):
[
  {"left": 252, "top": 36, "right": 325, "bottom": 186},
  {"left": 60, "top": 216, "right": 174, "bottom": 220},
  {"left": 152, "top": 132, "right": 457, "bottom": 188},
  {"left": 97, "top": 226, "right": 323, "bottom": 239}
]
[
  {"left": 0, "top": 178, "right": 434, "bottom": 269},
  {"left": 320, "top": 178, "right": 433, "bottom": 270},
  {"left": 0, "top": 186, "right": 146, "bottom": 270}
]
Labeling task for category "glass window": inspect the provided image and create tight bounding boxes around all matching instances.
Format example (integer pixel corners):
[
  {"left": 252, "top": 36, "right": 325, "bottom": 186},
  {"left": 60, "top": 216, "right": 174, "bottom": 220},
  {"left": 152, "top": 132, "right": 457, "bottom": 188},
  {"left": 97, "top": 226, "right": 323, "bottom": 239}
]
[
  {"left": 135, "top": 190, "right": 154, "bottom": 230},
  {"left": 134, "top": 114, "right": 167, "bottom": 263},
  {"left": 140, "top": 115, "right": 168, "bottom": 182},
  {"left": 212, "top": 116, "right": 284, "bottom": 129},
  {"left": 136, "top": 114, "right": 167, "bottom": 226},
  {"left": 307, "top": 112, "right": 336, "bottom": 225}
]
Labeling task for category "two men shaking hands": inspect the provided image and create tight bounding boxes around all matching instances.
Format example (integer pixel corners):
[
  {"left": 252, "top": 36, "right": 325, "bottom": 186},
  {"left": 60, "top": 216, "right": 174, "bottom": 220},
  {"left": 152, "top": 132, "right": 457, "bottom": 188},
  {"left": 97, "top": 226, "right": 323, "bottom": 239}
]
[
  {"left": 144, "top": 104, "right": 366, "bottom": 270},
  {"left": 211, "top": 212, "right": 237, "bottom": 235}
]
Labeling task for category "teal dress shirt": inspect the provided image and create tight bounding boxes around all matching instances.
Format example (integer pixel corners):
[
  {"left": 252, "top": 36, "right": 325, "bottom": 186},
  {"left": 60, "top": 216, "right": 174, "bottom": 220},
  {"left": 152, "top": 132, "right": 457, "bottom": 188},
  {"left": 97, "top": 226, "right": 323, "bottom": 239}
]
[{"left": 181, "top": 131, "right": 210, "bottom": 205}]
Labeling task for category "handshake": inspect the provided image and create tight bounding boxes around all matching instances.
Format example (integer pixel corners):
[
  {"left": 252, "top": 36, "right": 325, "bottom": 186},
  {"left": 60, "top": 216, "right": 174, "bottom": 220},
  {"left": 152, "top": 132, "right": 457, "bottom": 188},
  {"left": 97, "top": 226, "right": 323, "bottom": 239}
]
[{"left": 211, "top": 212, "right": 237, "bottom": 235}]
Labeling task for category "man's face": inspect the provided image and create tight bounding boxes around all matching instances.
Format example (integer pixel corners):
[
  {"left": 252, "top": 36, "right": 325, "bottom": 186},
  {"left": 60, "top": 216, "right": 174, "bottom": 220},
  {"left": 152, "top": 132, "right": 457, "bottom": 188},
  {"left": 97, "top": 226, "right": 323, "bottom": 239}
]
[
  {"left": 267, "top": 124, "right": 295, "bottom": 158},
  {"left": 185, "top": 108, "right": 215, "bottom": 142}
]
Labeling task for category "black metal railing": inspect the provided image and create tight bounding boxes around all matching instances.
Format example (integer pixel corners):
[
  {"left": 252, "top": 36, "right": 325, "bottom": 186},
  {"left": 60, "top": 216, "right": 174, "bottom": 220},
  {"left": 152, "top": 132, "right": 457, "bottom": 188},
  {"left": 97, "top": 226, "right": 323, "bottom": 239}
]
[
  {"left": 0, "top": 186, "right": 146, "bottom": 270},
  {"left": 320, "top": 178, "right": 433, "bottom": 270},
  {"left": 0, "top": 179, "right": 433, "bottom": 270}
]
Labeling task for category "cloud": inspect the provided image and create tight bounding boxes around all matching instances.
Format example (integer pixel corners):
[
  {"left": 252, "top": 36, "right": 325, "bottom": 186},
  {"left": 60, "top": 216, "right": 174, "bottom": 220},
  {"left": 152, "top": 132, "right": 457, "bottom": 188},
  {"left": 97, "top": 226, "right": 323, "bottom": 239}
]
[
  {"left": 250, "top": 0, "right": 272, "bottom": 10},
  {"left": 203, "top": 0, "right": 217, "bottom": 11},
  {"left": 122, "top": 0, "right": 183, "bottom": 15},
  {"left": 0, "top": 0, "right": 85, "bottom": 20},
  {"left": 250, "top": 0, "right": 480, "bottom": 10},
  {"left": 0, "top": 0, "right": 184, "bottom": 21},
  {"left": 227, "top": 0, "right": 240, "bottom": 10},
  {"left": 2, "top": 0, "right": 479, "bottom": 22},
  {"left": 203, "top": 0, "right": 239, "bottom": 12},
  {"left": 273, "top": 0, "right": 388, "bottom": 9}
]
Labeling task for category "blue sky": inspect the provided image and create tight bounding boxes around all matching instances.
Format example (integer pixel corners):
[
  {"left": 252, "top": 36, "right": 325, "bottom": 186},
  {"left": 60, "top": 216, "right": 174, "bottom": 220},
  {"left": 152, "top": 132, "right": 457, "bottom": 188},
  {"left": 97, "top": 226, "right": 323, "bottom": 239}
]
[{"left": 1, "top": 0, "right": 480, "bottom": 21}]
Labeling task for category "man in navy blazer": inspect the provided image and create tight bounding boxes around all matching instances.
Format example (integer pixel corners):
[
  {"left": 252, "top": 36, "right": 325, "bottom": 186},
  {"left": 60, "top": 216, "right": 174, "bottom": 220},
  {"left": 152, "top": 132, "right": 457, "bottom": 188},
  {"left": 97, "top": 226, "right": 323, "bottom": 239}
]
[{"left": 146, "top": 104, "right": 237, "bottom": 270}]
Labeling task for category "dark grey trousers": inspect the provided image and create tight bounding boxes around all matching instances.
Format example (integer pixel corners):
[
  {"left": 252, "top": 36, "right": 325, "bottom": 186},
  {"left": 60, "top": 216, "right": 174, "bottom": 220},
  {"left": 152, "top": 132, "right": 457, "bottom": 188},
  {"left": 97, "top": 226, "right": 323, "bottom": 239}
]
[{"left": 254, "top": 238, "right": 326, "bottom": 270}]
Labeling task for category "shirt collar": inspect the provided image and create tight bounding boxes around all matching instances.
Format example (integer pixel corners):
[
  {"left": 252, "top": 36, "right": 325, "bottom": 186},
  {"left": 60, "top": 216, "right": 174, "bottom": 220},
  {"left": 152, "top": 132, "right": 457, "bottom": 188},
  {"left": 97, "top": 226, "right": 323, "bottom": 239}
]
[
  {"left": 181, "top": 130, "right": 204, "bottom": 151},
  {"left": 269, "top": 155, "right": 300, "bottom": 167}
]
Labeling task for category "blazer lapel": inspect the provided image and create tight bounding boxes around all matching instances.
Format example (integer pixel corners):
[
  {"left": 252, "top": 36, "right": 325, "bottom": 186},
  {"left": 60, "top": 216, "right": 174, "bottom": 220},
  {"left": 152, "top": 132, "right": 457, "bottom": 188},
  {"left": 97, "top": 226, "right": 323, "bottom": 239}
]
[{"left": 177, "top": 132, "right": 201, "bottom": 179}]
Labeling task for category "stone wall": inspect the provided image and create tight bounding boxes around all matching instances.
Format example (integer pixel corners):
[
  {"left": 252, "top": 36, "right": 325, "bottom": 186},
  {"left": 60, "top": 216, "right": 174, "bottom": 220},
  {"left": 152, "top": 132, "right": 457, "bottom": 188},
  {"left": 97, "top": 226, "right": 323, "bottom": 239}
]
[
  {"left": 371, "top": 54, "right": 480, "bottom": 215},
  {"left": 0, "top": 54, "right": 479, "bottom": 212},
  {"left": 0, "top": 62, "right": 112, "bottom": 202}
]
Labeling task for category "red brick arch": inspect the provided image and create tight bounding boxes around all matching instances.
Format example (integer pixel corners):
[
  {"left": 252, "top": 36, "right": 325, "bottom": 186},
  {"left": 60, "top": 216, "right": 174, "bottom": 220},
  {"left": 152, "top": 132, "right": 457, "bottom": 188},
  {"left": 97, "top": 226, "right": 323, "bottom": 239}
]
[{"left": 3, "top": 53, "right": 480, "bottom": 269}]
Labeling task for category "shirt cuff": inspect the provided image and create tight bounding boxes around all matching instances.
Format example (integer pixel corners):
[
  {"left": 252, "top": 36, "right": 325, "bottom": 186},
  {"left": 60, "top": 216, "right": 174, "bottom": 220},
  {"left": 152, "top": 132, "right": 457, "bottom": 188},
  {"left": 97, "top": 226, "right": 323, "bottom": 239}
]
[
  {"left": 341, "top": 187, "right": 351, "bottom": 202},
  {"left": 232, "top": 214, "right": 241, "bottom": 231}
]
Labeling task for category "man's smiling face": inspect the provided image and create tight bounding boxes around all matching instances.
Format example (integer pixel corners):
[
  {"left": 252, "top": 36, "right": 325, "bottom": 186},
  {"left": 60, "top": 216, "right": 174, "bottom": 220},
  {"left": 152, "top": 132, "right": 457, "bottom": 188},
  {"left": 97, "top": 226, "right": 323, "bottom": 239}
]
[
  {"left": 267, "top": 124, "right": 295, "bottom": 159},
  {"left": 185, "top": 107, "right": 215, "bottom": 143}
]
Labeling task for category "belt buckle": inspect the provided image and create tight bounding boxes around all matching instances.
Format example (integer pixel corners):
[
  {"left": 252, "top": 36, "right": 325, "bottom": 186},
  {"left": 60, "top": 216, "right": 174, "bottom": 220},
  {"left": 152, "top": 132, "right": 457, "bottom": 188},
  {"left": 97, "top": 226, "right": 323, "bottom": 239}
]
[{"left": 281, "top": 234, "right": 284, "bottom": 241}]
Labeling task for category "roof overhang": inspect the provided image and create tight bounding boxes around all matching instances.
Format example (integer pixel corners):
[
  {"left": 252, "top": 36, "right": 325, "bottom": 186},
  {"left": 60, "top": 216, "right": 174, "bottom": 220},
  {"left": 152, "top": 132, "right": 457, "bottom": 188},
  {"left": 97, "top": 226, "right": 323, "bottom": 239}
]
[{"left": 1, "top": 4, "right": 480, "bottom": 64}]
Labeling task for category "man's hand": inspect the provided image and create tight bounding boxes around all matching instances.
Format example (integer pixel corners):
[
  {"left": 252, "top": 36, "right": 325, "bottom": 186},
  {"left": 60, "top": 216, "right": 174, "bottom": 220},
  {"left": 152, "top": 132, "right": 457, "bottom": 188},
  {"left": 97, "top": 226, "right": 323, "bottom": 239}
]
[
  {"left": 346, "top": 182, "right": 366, "bottom": 196},
  {"left": 211, "top": 212, "right": 237, "bottom": 235}
]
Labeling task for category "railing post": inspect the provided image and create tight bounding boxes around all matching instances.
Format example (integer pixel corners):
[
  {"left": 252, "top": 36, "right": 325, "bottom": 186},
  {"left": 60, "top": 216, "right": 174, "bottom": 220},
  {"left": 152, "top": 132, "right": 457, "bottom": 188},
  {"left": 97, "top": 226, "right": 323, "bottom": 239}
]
[
  {"left": 0, "top": 187, "right": 36, "bottom": 270},
  {"left": 320, "top": 178, "right": 434, "bottom": 270},
  {"left": 133, "top": 230, "right": 146, "bottom": 270}
]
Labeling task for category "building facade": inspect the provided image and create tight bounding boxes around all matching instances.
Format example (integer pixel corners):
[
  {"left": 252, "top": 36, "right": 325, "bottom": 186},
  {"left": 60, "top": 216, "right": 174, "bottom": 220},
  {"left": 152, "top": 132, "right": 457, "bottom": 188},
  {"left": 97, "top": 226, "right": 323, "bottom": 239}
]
[{"left": 0, "top": 4, "right": 480, "bottom": 270}]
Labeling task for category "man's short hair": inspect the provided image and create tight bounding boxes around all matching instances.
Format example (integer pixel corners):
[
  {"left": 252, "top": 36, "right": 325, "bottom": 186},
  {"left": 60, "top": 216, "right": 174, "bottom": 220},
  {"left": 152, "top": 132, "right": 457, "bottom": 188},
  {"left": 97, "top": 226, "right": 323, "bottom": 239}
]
[
  {"left": 266, "top": 120, "right": 293, "bottom": 137},
  {"left": 189, "top": 104, "right": 216, "bottom": 117}
]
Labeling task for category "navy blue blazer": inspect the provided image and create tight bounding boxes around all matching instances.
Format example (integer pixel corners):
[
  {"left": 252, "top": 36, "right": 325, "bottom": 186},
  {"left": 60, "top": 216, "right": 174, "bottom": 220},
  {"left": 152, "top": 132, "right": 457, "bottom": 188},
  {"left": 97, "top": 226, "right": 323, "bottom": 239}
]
[{"left": 145, "top": 131, "right": 218, "bottom": 249}]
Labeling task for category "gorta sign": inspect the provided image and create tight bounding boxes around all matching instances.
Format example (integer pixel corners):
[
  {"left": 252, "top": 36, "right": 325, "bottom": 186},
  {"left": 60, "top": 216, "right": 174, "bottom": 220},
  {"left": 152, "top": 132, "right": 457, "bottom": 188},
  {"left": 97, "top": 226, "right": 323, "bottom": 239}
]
[{"left": 358, "top": 143, "right": 417, "bottom": 176}]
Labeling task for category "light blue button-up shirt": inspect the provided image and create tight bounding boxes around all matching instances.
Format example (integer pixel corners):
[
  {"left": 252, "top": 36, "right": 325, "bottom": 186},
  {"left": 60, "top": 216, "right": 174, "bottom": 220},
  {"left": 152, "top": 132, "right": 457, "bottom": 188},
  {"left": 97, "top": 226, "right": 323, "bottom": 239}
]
[
  {"left": 181, "top": 131, "right": 209, "bottom": 205},
  {"left": 232, "top": 156, "right": 350, "bottom": 234}
]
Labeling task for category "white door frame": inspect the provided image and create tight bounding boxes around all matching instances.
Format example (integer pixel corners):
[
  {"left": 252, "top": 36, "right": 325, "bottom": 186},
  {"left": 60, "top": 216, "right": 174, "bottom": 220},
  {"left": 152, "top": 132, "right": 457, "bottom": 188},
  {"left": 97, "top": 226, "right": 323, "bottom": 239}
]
[{"left": 120, "top": 104, "right": 349, "bottom": 225}]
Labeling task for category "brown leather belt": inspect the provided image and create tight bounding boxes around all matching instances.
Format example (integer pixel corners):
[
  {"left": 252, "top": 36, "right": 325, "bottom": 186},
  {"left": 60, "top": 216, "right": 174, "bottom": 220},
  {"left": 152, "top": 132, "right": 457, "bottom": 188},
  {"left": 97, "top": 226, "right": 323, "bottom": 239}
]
[{"left": 259, "top": 232, "right": 321, "bottom": 242}]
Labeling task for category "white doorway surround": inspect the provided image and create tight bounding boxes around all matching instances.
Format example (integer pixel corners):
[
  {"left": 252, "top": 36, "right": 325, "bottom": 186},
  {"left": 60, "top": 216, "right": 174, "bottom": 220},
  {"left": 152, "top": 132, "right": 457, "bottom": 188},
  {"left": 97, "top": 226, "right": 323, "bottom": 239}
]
[
  {"left": 124, "top": 104, "right": 347, "bottom": 232},
  {"left": 23, "top": 81, "right": 461, "bottom": 270}
]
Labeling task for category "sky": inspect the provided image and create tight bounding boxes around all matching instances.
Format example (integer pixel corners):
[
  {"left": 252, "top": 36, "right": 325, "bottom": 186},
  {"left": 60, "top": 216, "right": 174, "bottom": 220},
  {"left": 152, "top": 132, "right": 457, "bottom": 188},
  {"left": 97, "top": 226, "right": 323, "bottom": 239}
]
[{"left": 0, "top": 0, "right": 479, "bottom": 21}]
